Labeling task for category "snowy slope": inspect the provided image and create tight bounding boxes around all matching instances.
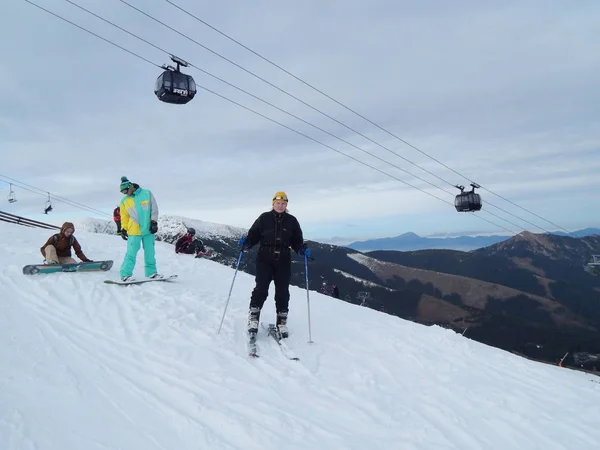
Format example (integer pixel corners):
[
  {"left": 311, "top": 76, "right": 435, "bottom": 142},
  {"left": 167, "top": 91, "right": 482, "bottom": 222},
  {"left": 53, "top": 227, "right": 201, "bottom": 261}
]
[{"left": 1, "top": 221, "right": 600, "bottom": 450}]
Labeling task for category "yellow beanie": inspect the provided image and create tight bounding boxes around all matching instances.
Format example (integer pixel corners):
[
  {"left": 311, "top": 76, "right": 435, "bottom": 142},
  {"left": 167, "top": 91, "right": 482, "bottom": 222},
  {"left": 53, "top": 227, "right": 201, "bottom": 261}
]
[{"left": 272, "top": 191, "right": 288, "bottom": 205}]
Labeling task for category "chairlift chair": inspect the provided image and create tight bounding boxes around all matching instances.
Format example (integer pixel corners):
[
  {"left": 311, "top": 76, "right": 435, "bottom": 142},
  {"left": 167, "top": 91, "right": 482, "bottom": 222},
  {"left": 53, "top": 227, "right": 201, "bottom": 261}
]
[
  {"left": 44, "top": 193, "right": 53, "bottom": 214},
  {"left": 7, "top": 184, "right": 17, "bottom": 203},
  {"left": 454, "top": 183, "right": 482, "bottom": 212}
]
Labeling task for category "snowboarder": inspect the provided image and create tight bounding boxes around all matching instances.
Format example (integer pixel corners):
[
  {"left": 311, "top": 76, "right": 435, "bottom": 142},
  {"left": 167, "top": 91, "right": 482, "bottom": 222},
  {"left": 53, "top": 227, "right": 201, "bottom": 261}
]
[
  {"left": 238, "top": 191, "right": 311, "bottom": 338},
  {"left": 113, "top": 206, "right": 122, "bottom": 234},
  {"left": 40, "top": 222, "right": 93, "bottom": 264},
  {"left": 118, "top": 176, "right": 162, "bottom": 282},
  {"left": 175, "top": 228, "right": 207, "bottom": 256}
]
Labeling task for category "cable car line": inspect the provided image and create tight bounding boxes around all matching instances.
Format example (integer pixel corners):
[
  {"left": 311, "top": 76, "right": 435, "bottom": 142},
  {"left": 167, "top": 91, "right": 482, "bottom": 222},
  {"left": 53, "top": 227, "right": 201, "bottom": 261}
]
[
  {"left": 23, "top": 0, "right": 160, "bottom": 69},
  {"left": 1, "top": 174, "right": 112, "bottom": 217},
  {"left": 162, "top": 0, "right": 572, "bottom": 236},
  {"left": 21, "top": 0, "right": 521, "bottom": 234},
  {"left": 199, "top": 86, "right": 526, "bottom": 236},
  {"left": 63, "top": 0, "right": 196, "bottom": 104},
  {"left": 98, "top": 0, "right": 543, "bottom": 232},
  {"left": 20, "top": 0, "right": 523, "bottom": 235},
  {"left": 64, "top": 0, "right": 171, "bottom": 61},
  {"left": 56, "top": 1, "right": 432, "bottom": 194},
  {"left": 114, "top": 0, "right": 559, "bottom": 234},
  {"left": 66, "top": 0, "right": 456, "bottom": 198},
  {"left": 60, "top": 0, "right": 526, "bottom": 233},
  {"left": 116, "top": 0, "right": 459, "bottom": 187},
  {"left": 0, "top": 175, "right": 112, "bottom": 218},
  {"left": 18, "top": 2, "right": 459, "bottom": 216}
]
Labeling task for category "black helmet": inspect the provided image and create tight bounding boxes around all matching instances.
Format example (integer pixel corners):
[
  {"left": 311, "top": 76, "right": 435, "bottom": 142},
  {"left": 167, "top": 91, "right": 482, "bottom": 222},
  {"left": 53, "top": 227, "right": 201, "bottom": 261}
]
[{"left": 187, "top": 227, "right": 196, "bottom": 236}]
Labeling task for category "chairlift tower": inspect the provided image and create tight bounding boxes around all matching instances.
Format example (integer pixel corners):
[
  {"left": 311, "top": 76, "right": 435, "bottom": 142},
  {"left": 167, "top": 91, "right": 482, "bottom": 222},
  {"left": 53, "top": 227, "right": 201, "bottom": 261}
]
[{"left": 588, "top": 255, "right": 600, "bottom": 275}]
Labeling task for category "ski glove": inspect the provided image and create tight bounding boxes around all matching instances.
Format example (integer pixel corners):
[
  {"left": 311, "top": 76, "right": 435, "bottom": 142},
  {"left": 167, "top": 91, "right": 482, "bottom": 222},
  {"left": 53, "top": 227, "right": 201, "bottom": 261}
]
[
  {"left": 299, "top": 245, "right": 312, "bottom": 258},
  {"left": 238, "top": 235, "right": 247, "bottom": 246},
  {"left": 121, "top": 229, "right": 128, "bottom": 240},
  {"left": 150, "top": 220, "right": 158, "bottom": 234}
]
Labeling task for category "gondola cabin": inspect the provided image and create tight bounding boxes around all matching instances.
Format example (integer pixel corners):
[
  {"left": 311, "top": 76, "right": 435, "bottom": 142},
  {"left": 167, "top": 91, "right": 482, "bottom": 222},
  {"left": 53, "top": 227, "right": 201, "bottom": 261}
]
[
  {"left": 154, "top": 55, "right": 196, "bottom": 105},
  {"left": 454, "top": 183, "right": 482, "bottom": 212}
]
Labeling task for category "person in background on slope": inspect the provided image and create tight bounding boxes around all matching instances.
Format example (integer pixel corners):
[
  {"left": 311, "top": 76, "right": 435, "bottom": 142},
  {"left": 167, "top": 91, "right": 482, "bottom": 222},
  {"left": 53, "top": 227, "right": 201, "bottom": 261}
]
[
  {"left": 113, "top": 206, "right": 122, "bottom": 235},
  {"left": 175, "top": 227, "right": 207, "bottom": 256},
  {"left": 332, "top": 284, "right": 340, "bottom": 299},
  {"left": 40, "top": 221, "right": 93, "bottom": 264},
  {"left": 118, "top": 176, "right": 162, "bottom": 282},
  {"left": 238, "top": 191, "right": 311, "bottom": 338}
]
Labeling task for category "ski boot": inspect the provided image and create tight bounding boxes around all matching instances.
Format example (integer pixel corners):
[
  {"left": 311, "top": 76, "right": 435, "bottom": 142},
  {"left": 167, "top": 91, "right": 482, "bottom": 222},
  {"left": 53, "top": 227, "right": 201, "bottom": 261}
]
[
  {"left": 276, "top": 311, "right": 289, "bottom": 339},
  {"left": 247, "top": 306, "right": 261, "bottom": 335}
]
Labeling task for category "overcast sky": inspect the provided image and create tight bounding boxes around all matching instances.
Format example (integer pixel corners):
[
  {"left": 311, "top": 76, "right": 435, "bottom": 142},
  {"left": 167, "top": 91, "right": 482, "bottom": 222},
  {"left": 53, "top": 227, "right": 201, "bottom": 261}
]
[{"left": 1, "top": 0, "right": 599, "bottom": 242}]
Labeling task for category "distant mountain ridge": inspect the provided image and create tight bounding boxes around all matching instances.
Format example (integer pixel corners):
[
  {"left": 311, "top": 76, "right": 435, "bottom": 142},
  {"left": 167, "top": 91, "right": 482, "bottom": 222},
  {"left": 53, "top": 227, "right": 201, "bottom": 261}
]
[{"left": 347, "top": 228, "right": 600, "bottom": 251}]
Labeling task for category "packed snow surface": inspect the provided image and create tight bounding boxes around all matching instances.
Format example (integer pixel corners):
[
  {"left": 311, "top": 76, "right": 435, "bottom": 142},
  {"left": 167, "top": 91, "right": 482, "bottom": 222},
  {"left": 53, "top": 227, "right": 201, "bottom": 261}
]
[{"left": 1, "top": 222, "right": 600, "bottom": 449}]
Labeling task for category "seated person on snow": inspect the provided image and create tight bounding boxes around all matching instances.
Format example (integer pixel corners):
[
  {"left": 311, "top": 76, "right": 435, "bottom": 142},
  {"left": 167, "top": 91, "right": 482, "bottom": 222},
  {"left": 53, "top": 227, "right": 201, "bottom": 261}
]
[
  {"left": 40, "top": 222, "right": 93, "bottom": 264},
  {"left": 175, "top": 228, "right": 206, "bottom": 256}
]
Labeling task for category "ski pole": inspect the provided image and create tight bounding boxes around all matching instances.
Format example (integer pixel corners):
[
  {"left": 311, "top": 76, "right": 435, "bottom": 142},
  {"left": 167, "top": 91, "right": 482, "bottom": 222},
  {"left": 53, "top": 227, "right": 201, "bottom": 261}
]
[
  {"left": 217, "top": 249, "right": 244, "bottom": 334},
  {"left": 304, "top": 253, "right": 314, "bottom": 343}
]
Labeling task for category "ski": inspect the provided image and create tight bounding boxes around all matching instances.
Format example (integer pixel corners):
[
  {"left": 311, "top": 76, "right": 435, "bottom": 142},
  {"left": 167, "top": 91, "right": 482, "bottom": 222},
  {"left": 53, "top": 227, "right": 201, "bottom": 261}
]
[
  {"left": 248, "top": 332, "right": 259, "bottom": 358},
  {"left": 261, "top": 323, "right": 300, "bottom": 361}
]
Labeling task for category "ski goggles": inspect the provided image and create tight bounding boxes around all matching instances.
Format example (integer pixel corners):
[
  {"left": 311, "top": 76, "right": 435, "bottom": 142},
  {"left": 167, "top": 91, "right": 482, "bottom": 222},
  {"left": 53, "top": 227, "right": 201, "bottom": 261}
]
[{"left": 273, "top": 195, "right": 288, "bottom": 202}]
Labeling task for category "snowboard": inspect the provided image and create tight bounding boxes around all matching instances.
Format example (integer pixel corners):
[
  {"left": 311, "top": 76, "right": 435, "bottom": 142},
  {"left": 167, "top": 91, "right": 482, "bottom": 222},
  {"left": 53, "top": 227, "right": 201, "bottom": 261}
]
[
  {"left": 23, "top": 260, "right": 113, "bottom": 275},
  {"left": 104, "top": 274, "right": 178, "bottom": 285}
]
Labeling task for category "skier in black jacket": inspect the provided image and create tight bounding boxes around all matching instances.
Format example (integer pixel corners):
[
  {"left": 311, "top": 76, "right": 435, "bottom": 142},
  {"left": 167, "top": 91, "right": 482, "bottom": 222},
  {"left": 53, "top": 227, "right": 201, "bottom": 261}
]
[{"left": 238, "top": 191, "right": 311, "bottom": 338}]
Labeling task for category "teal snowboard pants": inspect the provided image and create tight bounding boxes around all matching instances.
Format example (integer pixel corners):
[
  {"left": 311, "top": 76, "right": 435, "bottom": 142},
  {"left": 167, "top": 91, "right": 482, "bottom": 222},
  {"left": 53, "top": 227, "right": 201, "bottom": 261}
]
[{"left": 120, "top": 234, "right": 157, "bottom": 278}]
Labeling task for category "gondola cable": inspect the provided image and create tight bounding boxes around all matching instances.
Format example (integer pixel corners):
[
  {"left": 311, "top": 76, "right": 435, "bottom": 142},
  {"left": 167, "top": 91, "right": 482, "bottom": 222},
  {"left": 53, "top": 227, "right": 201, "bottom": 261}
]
[
  {"left": 20, "top": 0, "right": 536, "bottom": 235},
  {"left": 162, "top": 0, "right": 573, "bottom": 235}
]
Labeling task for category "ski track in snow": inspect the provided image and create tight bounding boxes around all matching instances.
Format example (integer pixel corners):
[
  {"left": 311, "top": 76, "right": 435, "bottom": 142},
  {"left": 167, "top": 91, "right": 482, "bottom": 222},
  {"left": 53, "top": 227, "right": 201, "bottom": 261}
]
[{"left": 1, "top": 222, "right": 600, "bottom": 449}]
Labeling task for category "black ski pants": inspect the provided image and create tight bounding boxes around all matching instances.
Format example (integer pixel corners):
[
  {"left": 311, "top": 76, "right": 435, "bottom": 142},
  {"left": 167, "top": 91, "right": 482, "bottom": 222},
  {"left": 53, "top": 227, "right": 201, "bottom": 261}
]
[{"left": 250, "top": 251, "right": 292, "bottom": 313}]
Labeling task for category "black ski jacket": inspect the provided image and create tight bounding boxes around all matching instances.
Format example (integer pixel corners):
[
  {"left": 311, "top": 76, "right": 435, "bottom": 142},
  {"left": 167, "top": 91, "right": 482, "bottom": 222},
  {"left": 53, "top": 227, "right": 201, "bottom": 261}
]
[{"left": 245, "top": 210, "right": 304, "bottom": 256}]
